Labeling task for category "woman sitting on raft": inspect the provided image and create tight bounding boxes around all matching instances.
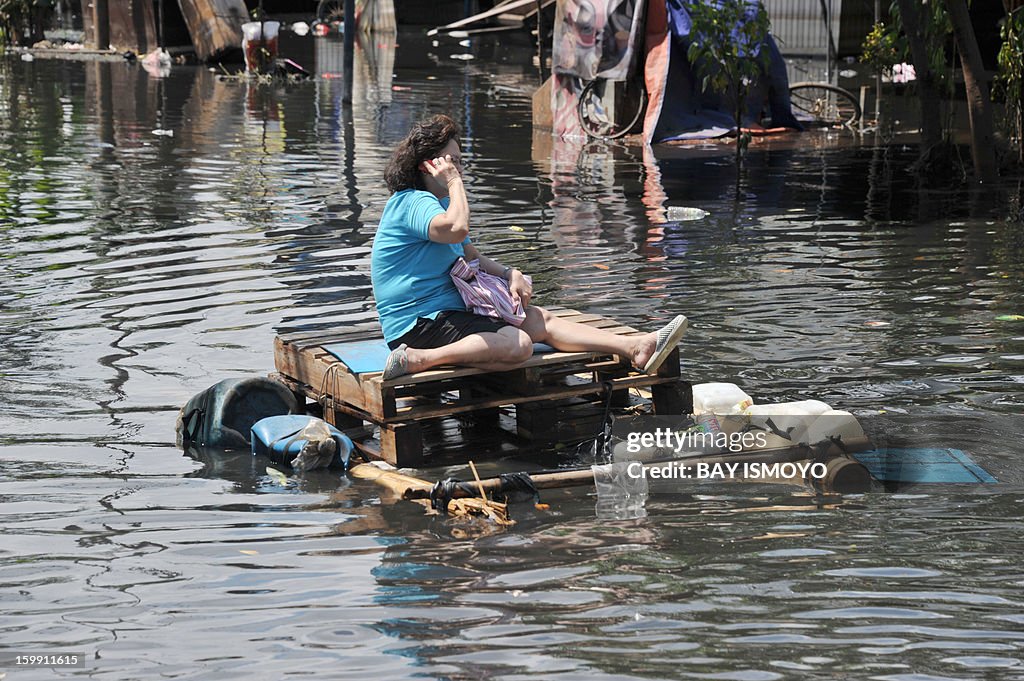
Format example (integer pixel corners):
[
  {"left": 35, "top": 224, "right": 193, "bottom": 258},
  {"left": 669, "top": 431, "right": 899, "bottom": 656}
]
[{"left": 371, "top": 114, "right": 687, "bottom": 380}]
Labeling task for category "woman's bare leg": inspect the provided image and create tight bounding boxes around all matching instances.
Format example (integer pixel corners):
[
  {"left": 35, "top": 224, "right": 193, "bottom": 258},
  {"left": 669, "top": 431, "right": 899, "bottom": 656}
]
[
  {"left": 520, "top": 306, "right": 658, "bottom": 370},
  {"left": 400, "top": 307, "right": 664, "bottom": 375},
  {"left": 403, "top": 326, "right": 534, "bottom": 373}
]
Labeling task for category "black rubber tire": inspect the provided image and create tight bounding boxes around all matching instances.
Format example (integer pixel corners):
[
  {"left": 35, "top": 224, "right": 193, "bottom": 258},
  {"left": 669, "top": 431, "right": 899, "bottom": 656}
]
[
  {"left": 788, "top": 82, "right": 862, "bottom": 128},
  {"left": 577, "top": 77, "right": 648, "bottom": 140}
]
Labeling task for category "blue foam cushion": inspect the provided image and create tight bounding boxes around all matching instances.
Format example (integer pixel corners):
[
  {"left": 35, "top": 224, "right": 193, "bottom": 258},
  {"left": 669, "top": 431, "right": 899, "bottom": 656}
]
[
  {"left": 852, "top": 448, "right": 996, "bottom": 484},
  {"left": 251, "top": 415, "right": 353, "bottom": 469},
  {"left": 323, "top": 339, "right": 557, "bottom": 374},
  {"left": 323, "top": 339, "right": 393, "bottom": 374}
]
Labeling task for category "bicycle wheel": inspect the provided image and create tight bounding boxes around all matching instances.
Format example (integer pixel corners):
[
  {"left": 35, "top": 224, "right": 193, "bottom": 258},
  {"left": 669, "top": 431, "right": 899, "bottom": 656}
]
[
  {"left": 317, "top": 0, "right": 344, "bottom": 23},
  {"left": 788, "top": 82, "right": 861, "bottom": 128},
  {"left": 577, "top": 77, "right": 648, "bottom": 140}
]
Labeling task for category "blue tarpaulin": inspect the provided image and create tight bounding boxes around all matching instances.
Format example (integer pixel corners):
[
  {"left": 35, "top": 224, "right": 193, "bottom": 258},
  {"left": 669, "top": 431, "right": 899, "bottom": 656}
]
[{"left": 852, "top": 448, "right": 997, "bottom": 484}]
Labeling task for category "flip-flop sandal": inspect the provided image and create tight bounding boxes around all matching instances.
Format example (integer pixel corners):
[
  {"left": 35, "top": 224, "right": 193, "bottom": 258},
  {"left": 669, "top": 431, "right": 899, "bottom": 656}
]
[
  {"left": 382, "top": 343, "right": 410, "bottom": 381},
  {"left": 643, "top": 315, "right": 688, "bottom": 375}
]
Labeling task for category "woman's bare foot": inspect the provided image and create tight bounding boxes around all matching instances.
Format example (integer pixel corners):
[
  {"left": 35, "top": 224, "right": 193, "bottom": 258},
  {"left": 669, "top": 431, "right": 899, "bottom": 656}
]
[
  {"left": 631, "top": 332, "right": 657, "bottom": 371},
  {"left": 404, "top": 347, "right": 430, "bottom": 373}
]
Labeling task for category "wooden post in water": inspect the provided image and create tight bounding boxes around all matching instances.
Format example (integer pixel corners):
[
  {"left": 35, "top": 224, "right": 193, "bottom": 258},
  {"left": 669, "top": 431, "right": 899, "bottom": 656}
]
[
  {"left": 343, "top": 0, "right": 355, "bottom": 104},
  {"left": 158, "top": 0, "right": 165, "bottom": 49},
  {"left": 93, "top": 0, "right": 110, "bottom": 50}
]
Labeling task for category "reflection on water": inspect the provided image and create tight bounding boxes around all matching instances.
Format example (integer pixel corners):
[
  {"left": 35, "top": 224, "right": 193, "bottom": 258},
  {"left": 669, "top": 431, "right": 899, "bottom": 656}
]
[{"left": 1, "top": 29, "right": 1024, "bottom": 680}]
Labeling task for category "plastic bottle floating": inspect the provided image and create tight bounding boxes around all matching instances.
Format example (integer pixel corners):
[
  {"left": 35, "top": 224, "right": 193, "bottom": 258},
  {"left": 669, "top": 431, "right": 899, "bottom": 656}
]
[{"left": 665, "top": 206, "right": 709, "bottom": 221}]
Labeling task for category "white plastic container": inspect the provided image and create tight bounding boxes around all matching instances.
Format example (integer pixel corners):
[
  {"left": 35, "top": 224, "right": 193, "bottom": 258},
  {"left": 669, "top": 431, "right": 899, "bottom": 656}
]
[
  {"left": 691, "top": 382, "right": 753, "bottom": 416},
  {"left": 743, "top": 399, "right": 832, "bottom": 417},
  {"left": 804, "top": 409, "right": 870, "bottom": 450},
  {"left": 735, "top": 401, "right": 826, "bottom": 449}
]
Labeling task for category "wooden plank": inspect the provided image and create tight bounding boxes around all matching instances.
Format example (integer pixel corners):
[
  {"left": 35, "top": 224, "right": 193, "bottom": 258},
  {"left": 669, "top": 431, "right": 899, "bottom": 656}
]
[
  {"left": 380, "top": 422, "right": 423, "bottom": 467},
  {"left": 376, "top": 348, "right": 621, "bottom": 387},
  {"left": 427, "top": 0, "right": 536, "bottom": 35},
  {"left": 351, "top": 434, "right": 383, "bottom": 462},
  {"left": 562, "top": 313, "right": 605, "bottom": 324},
  {"left": 655, "top": 348, "right": 682, "bottom": 378},
  {"left": 177, "top": 0, "right": 247, "bottom": 62},
  {"left": 107, "top": 0, "right": 158, "bottom": 53},
  {"left": 278, "top": 323, "right": 382, "bottom": 346},
  {"left": 274, "top": 337, "right": 387, "bottom": 419},
  {"left": 392, "top": 372, "right": 680, "bottom": 422}
]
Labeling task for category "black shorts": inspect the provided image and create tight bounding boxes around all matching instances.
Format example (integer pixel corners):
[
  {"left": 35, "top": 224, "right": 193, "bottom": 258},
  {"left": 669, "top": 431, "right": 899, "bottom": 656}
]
[{"left": 388, "top": 310, "right": 510, "bottom": 350}]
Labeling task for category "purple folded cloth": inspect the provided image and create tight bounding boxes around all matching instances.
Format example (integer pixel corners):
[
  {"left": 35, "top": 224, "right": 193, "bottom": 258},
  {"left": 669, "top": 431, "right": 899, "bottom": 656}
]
[{"left": 449, "top": 257, "right": 532, "bottom": 327}]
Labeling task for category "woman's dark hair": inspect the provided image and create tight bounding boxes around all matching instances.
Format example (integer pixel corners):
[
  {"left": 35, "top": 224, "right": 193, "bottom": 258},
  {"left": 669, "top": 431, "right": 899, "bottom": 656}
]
[{"left": 384, "top": 114, "right": 461, "bottom": 193}]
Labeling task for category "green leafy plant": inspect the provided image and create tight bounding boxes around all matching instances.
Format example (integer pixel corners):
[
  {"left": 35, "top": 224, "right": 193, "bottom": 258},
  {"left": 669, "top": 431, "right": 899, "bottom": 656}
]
[
  {"left": 859, "top": 2, "right": 954, "bottom": 91},
  {"left": 995, "top": 8, "right": 1024, "bottom": 164},
  {"left": 684, "top": 0, "right": 771, "bottom": 163},
  {"left": 860, "top": 22, "right": 900, "bottom": 76}
]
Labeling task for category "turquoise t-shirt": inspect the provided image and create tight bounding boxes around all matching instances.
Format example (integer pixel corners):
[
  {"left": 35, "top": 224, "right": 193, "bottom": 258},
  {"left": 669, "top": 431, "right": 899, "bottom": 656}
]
[{"left": 371, "top": 189, "right": 470, "bottom": 343}]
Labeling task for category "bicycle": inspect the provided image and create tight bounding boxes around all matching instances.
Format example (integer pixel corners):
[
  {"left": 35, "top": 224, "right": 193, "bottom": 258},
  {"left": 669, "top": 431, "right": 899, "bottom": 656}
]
[
  {"left": 576, "top": 76, "right": 648, "bottom": 140},
  {"left": 316, "top": 0, "right": 358, "bottom": 25},
  {"left": 576, "top": 77, "right": 862, "bottom": 140},
  {"left": 787, "top": 81, "right": 861, "bottom": 129}
]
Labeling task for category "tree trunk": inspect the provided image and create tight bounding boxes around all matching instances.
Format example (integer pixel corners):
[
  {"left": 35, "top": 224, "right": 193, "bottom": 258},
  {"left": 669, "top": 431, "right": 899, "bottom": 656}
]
[
  {"left": 945, "top": 0, "right": 999, "bottom": 182},
  {"left": 894, "top": 0, "right": 944, "bottom": 153}
]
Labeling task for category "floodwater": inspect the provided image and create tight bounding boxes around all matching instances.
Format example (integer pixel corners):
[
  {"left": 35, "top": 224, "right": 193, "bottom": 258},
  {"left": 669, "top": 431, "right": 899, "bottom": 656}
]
[{"left": 2, "top": 29, "right": 1024, "bottom": 681}]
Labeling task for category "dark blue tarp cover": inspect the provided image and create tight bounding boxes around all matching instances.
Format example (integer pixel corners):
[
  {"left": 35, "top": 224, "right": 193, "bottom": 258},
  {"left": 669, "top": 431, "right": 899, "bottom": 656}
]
[{"left": 652, "top": 0, "right": 801, "bottom": 142}]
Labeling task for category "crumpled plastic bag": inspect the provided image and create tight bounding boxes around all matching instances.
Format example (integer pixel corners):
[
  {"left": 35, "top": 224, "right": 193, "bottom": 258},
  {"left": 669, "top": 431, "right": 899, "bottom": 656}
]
[{"left": 290, "top": 419, "right": 337, "bottom": 471}]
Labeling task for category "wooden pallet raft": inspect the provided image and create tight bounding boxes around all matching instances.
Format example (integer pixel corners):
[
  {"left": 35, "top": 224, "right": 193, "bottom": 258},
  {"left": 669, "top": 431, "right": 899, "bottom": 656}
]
[{"left": 272, "top": 308, "right": 692, "bottom": 467}]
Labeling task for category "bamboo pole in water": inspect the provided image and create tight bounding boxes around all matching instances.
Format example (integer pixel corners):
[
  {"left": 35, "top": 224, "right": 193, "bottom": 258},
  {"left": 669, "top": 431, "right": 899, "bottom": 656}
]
[{"left": 350, "top": 440, "right": 873, "bottom": 507}]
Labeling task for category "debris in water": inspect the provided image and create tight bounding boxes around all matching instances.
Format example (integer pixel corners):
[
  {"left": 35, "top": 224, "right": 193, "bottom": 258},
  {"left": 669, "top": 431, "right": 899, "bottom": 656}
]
[
  {"left": 21, "top": 53, "right": 34, "bottom": 62},
  {"left": 152, "top": 128, "right": 174, "bottom": 137},
  {"left": 266, "top": 467, "right": 289, "bottom": 485},
  {"left": 995, "top": 315, "right": 1024, "bottom": 321},
  {"left": 665, "top": 206, "right": 709, "bottom": 221},
  {"left": 451, "top": 53, "right": 474, "bottom": 60},
  {"left": 291, "top": 21, "right": 310, "bottom": 36}
]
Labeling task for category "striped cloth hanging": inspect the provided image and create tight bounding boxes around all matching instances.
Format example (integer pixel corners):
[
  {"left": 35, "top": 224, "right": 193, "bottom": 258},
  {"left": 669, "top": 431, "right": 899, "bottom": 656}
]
[{"left": 449, "top": 257, "right": 531, "bottom": 327}]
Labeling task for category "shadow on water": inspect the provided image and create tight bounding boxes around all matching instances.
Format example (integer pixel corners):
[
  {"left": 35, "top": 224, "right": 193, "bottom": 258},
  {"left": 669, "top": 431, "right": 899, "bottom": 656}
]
[{"left": 1, "top": 27, "right": 1024, "bottom": 679}]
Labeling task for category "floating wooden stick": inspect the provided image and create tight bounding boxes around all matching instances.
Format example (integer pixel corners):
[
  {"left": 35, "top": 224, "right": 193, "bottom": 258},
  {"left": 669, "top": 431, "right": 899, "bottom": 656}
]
[
  {"left": 349, "top": 461, "right": 514, "bottom": 525},
  {"left": 349, "top": 441, "right": 872, "bottom": 526}
]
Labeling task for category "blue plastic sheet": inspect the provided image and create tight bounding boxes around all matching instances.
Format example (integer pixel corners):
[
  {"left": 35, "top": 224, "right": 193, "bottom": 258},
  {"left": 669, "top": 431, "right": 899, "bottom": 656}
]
[{"left": 852, "top": 448, "right": 996, "bottom": 484}]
